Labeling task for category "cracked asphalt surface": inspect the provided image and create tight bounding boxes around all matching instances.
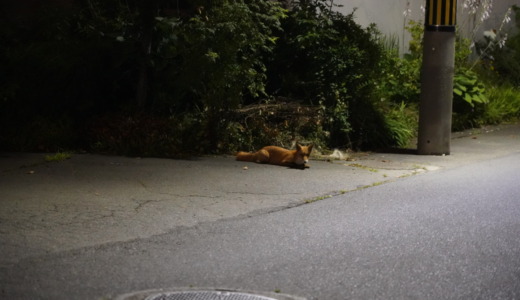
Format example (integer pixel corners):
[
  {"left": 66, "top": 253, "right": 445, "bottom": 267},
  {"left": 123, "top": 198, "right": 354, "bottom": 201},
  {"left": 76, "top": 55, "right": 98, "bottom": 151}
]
[
  {"left": 0, "top": 149, "right": 432, "bottom": 266},
  {"left": 0, "top": 123, "right": 519, "bottom": 299}
]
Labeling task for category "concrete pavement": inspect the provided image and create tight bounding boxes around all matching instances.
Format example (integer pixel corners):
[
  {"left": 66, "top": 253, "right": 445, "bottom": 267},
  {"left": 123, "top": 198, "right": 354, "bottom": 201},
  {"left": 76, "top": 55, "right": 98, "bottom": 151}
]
[{"left": 1, "top": 122, "right": 519, "bottom": 269}]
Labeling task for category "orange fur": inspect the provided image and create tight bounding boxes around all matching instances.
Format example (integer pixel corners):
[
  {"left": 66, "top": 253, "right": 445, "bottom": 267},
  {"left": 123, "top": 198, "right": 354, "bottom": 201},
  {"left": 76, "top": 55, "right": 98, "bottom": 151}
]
[{"left": 236, "top": 144, "right": 313, "bottom": 168}]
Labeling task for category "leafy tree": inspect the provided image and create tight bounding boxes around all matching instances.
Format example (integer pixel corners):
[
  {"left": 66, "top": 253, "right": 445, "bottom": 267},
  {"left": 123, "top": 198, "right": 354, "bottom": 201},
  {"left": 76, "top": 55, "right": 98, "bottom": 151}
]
[
  {"left": 267, "top": 0, "right": 382, "bottom": 148},
  {"left": 153, "top": 0, "right": 285, "bottom": 148}
]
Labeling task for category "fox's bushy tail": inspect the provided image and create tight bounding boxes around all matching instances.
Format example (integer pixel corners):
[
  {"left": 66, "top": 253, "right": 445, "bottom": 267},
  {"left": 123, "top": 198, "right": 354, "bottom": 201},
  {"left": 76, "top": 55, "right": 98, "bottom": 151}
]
[{"left": 236, "top": 151, "right": 256, "bottom": 162}]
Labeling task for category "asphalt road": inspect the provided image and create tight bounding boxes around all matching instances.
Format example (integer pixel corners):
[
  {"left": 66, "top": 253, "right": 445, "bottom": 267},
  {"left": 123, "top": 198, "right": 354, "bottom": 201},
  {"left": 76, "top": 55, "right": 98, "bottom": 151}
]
[{"left": 2, "top": 152, "right": 519, "bottom": 300}]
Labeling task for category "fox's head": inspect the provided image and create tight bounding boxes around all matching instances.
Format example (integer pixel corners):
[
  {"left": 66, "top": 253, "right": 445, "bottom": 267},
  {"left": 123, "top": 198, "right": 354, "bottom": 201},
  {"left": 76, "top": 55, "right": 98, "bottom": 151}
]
[{"left": 295, "top": 144, "right": 313, "bottom": 165}]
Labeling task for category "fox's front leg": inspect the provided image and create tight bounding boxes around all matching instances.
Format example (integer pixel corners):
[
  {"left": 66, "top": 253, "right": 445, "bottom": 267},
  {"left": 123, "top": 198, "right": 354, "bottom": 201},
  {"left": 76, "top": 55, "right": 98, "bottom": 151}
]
[
  {"left": 254, "top": 149, "right": 270, "bottom": 163},
  {"left": 289, "top": 162, "right": 309, "bottom": 169}
]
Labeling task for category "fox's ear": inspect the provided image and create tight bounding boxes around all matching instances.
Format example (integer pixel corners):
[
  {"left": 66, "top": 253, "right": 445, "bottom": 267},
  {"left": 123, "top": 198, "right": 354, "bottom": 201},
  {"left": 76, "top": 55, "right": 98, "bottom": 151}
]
[
  {"left": 308, "top": 144, "right": 313, "bottom": 152},
  {"left": 296, "top": 144, "right": 302, "bottom": 151}
]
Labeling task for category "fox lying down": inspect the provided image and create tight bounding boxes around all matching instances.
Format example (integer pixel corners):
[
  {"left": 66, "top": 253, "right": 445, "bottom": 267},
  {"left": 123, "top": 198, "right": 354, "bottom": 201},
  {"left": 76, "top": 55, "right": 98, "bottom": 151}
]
[{"left": 236, "top": 144, "right": 313, "bottom": 168}]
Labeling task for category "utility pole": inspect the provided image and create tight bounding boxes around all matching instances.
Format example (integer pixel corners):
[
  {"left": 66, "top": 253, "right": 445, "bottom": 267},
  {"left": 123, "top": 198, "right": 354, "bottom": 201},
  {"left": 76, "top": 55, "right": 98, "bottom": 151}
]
[{"left": 417, "top": 0, "right": 457, "bottom": 155}]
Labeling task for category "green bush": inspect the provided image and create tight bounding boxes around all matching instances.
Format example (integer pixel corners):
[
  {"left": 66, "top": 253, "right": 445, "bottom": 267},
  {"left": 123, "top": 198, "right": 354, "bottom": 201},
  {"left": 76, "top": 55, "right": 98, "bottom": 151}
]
[
  {"left": 451, "top": 68, "right": 489, "bottom": 130},
  {"left": 374, "top": 31, "right": 420, "bottom": 104},
  {"left": 453, "top": 68, "right": 489, "bottom": 107},
  {"left": 153, "top": 0, "right": 286, "bottom": 150},
  {"left": 483, "top": 84, "right": 520, "bottom": 124},
  {"left": 159, "top": 1, "right": 285, "bottom": 109},
  {"left": 0, "top": 1, "right": 139, "bottom": 152},
  {"left": 369, "top": 24, "right": 420, "bottom": 149},
  {"left": 267, "top": 0, "right": 382, "bottom": 149}
]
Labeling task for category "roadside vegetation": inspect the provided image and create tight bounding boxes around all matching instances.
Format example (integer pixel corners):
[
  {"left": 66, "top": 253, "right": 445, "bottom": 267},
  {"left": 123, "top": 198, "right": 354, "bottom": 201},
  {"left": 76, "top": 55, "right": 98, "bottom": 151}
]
[{"left": 1, "top": 0, "right": 519, "bottom": 157}]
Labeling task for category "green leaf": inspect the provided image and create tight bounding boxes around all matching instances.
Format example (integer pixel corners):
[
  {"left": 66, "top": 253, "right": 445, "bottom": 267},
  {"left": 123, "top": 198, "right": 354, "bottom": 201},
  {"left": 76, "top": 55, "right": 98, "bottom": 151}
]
[
  {"left": 464, "top": 93, "right": 473, "bottom": 105},
  {"left": 457, "top": 84, "right": 468, "bottom": 92}
]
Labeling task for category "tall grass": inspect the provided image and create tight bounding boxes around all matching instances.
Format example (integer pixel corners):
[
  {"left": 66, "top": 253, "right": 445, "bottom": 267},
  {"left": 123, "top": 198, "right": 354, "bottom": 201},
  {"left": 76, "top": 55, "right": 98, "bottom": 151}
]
[
  {"left": 383, "top": 102, "right": 418, "bottom": 148},
  {"left": 483, "top": 84, "right": 520, "bottom": 124}
]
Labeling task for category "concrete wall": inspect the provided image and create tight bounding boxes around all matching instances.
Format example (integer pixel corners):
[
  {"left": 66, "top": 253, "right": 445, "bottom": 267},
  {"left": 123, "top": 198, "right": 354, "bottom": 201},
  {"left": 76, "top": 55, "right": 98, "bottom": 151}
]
[{"left": 334, "top": 0, "right": 519, "bottom": 53}]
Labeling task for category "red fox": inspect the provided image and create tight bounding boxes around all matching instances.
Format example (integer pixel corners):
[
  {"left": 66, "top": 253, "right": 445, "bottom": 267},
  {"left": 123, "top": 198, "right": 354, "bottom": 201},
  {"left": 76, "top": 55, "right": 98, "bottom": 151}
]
[{"left": 236, "top": 144, "right": 313, "bottom": 168}]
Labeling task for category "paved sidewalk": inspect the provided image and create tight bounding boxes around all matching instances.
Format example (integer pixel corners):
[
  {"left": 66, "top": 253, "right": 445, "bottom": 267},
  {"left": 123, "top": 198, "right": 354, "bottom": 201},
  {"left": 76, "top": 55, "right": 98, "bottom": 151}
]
[{"left": 1, "top": 123, "right": 519, "bottom": 268}]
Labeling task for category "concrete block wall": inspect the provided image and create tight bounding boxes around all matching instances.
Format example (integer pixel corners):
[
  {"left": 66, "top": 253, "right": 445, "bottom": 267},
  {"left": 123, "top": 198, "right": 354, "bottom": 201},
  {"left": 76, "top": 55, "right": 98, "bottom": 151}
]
[{"left": 333, "top": 0, "right": 519, "bottom": 54}]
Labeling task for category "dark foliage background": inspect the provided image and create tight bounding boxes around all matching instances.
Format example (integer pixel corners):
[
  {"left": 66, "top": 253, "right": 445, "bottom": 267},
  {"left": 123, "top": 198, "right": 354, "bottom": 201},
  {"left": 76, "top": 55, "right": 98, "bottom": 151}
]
[{"left": 1, "top": 0, "right": 518, "bottom": 156}]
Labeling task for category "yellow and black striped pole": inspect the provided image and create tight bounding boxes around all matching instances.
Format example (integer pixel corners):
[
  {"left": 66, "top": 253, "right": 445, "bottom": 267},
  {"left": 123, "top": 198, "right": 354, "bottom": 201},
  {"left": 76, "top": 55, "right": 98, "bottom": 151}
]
[
  {"left": 425, "top": 0, "right": 457, "bottom": 31},
  {"left": 418, "top": 0, "right": 457, "bottom": 155}
]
